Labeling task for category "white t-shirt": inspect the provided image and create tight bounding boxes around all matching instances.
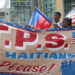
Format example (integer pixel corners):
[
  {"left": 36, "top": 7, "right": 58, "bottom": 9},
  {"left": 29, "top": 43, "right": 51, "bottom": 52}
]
[{"left": 52, "top": 22, "right": 62, "bottom": 28}]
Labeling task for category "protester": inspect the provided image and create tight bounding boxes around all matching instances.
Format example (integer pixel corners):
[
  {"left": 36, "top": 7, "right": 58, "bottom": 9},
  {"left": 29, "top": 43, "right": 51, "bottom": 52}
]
[
  {"left": 26, "top": 12, "right": 72, "bottom": 29},
  {"left": 52, "top": 12, "right": 62, "bottom": 28},
  {"left": 61, "top": 17, "right": 72, "bottom": 28}
]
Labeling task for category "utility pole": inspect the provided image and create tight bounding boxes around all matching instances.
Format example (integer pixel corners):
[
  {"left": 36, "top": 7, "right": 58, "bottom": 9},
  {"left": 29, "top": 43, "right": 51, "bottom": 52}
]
[
  {"left": 4, "top": 0, "right": 10, "bottom": 22},
  {"left": 41, "top": 0, "right": 44, "bottom": 13}
]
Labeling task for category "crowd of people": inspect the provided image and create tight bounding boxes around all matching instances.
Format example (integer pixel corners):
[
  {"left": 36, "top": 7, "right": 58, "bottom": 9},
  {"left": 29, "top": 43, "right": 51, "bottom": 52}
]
[
  {"left": 53, "top": 12, "right": 72, "bottom": 28},
  {"left": 26, "top": 11, "right": 73, "bottom": 30}
]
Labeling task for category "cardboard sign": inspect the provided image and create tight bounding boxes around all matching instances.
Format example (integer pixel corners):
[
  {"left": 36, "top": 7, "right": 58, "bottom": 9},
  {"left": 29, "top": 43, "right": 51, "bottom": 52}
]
[{"left": 0, "top": 21, "right": 75, "bottom": 75}]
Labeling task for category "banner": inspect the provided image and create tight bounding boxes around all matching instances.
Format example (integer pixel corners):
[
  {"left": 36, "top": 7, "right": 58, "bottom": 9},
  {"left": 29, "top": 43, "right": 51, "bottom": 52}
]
[
  {"left": 29, "top": 8, "right": 53, "bottom": 30},
  {"left": 0, "top": 20, "right": 75, "bottom": 75}
]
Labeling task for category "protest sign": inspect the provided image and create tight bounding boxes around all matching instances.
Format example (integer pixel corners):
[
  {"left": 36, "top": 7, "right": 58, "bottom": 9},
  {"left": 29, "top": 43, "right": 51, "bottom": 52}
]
[{"left": 0, "top": 20, "right": 75, "bottom": 75}]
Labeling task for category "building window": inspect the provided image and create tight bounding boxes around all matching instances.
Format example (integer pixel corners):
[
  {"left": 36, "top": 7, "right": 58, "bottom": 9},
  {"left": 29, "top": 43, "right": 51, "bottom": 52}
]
[
  {"left": 64, "top": 0, "right": 72, "bottom": 16},
  {"left": 10, "top": 0, "right": 33, "bottom": 26},
  {"left": 38, "top": 0, "right": 56, "bottom": 21},
  {"left": 0, "top": 12, "right": 5, "bottom": 19}
]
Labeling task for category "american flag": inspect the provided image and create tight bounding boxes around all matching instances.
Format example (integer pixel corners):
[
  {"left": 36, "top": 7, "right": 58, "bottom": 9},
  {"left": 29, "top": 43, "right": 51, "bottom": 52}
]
[
  {"left": 70, "top": 15, "right": 75, "bottom": 25},
  {"left": 72, "top": 32, "right": 75, "bottom": 44}
]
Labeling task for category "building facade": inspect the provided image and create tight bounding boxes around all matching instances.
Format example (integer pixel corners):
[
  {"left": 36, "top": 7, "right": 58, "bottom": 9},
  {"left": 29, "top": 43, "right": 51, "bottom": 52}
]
[
  {"left": 10, "top": 0, "right": 56, "bottom": 26},
  {"left": 10, "top": 0, "right": 33, "bottom": 26},
  {"left": 56, "top": 0, "right": 75, "bottom": 19},
  {"left": 10, "top": 0, "right": 75, "bottom": 26},
  {"left": 0, "top": 0, "right": 10, "bottom": 22},
  {"left": 38, "top": 0, "right": 56, "bottom": 20},
  {"left": 0, "top": 8, "right": 10, "bottom": 22}
]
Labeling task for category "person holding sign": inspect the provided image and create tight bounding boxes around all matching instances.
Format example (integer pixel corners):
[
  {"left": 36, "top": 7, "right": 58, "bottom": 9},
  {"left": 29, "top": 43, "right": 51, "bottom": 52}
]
[
  {"left": 61, "top": 17, "right": 72, "bottom": 28},
  {"left": 53, "top": 12, "right": 62, "bottom": 28}
]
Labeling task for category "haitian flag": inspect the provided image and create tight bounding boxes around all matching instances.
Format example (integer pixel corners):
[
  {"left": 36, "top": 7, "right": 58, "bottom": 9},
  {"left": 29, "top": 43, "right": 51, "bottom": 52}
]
[{"left": 29, "top": 8, "right": 53, "bottom": 30}]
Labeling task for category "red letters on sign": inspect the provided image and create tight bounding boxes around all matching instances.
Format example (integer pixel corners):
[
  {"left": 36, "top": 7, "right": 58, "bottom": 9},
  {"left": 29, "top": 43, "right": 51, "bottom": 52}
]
[
  {"left": 45, "top": 34, "right": 65, "bottom": 48},
  {"left": 0, "top": 61, "right": 55, "bottom": 74},
  {"left": 15, "top": 29, "right": 37, "bottom": 47},
  {"left": 0, "top": 25, "right": 8, "bottom": 31},
  {"left": 16, "top": 65, "right": 24, "bottom": 71},
  {"left": 39, "top": 66, "right": 47, "bottom": 73},
  {"left": 32, "top": 65, "right": 39, "bottom": 72},
  {"left": 0, "top": 61, "right": 11, "bottom": 67},
  {"left": 8, "top": 63, "right": 18, "bottom": 71}
]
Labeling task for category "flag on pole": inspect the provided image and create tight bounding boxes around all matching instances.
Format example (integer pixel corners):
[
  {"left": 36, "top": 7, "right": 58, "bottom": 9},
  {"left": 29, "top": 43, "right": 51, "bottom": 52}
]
[
  {"left": 29, "top": 8, "right": 53, "bottom": 30},
  {"left": 66, "top": 8, "right": 75, "bottom": 26}
]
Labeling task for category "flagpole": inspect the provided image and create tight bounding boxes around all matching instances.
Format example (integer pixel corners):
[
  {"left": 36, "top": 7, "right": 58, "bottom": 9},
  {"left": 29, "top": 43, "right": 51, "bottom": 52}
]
[{"left": 41, "top": 0, "right": 44, "bottom": 13}]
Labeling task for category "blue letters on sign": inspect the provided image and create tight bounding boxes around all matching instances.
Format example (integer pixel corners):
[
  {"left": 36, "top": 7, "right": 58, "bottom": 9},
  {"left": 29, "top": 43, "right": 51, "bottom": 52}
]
[{"left": 5, "top": 51, "right": 75, "bottom": 60}]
